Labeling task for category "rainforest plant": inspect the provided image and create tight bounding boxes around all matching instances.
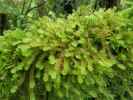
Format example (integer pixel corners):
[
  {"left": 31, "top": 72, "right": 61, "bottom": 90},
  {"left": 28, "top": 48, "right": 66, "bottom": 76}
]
[{"left": 0, "top": 6, "right": 133, "bottom": 100}]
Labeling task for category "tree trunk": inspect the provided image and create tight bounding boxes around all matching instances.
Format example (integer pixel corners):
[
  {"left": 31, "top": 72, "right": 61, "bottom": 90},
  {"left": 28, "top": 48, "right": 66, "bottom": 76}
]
[{"left": 36, "top": 0, "right": 46, "bottom": 17}]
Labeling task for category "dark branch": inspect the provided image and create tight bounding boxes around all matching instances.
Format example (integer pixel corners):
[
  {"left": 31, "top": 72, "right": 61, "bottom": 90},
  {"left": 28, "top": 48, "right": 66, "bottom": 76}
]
[
  {"left": 21, "top": 0, "right": 26, "bottom": 14},
  {"left": 25, "top": 0, "right": 46, "bottom": 15}
]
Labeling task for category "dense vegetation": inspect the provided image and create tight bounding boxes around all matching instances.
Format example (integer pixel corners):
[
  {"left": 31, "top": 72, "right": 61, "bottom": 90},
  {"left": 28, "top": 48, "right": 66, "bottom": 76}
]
[{"left": 0, "top": 0, "right": 133, "bottom": 100}]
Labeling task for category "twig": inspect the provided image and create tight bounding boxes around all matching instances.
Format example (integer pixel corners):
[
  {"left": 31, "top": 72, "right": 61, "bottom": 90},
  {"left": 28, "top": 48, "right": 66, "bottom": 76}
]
[
  {"left": 26, "top": 0, "right": 33, "bottom": 14},
  {"left": 21, "top": 0, "right": 26, "bottom": 14},
  {"left": 24, "top": 0, "right": 46, "bottom": 15}
]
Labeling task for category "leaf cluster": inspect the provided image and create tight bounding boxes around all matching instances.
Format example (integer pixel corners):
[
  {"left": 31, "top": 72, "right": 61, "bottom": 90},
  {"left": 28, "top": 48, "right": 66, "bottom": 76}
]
[{"left": 0, "top": 7, "right": 133, "bottom": 100}]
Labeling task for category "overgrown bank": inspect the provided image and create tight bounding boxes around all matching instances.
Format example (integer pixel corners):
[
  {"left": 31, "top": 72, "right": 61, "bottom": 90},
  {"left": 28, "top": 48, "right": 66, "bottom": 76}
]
[{"left": 0, "top": 7, "right": 133, "bottom": 100}]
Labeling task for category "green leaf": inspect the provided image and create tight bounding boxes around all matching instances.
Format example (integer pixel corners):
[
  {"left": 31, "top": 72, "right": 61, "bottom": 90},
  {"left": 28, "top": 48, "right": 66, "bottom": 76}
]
[
  {"left": 62, "top": 59, "right": 70, "bottom": 75},
  {"left": 29, "top": 80, "right": 35, "bottom": 89},
  {"left": 46, "top": 83, "right": 52, "bottom": 92},
  {"left": 49, "top": 55, "right": 56, "bottom": 64},
  {"left": 117, "top": 64, "right": 126, "bottom": 70},
  {"left": 77, "top": 76, "right": 83, "bottom": 84},
  {"left": 49, "top": 70, "right": 57, "bottom": 79},
  {"left": 18, "top": 45, "right": 32, "bottom": 57},
  {"left": 43, "top": 74, "right": 49, "bottom": 82},
  {"left": 11, "top": 86, "right": 17, "bottom": 93}
]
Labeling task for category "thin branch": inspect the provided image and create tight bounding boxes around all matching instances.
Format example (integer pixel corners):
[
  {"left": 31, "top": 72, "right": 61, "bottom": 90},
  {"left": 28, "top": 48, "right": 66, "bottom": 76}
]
[
  {"left": 7, "top": 0, "right": 16, "bottom": 6},
  {"left": 24, "top": 0, "right": 46, "bottom": 15},
  {"left": 21, "top": 0, "right": 26, "bottom": 14},
  {"left": 26, "top": 0, "right": 33, "bottom": 14}
]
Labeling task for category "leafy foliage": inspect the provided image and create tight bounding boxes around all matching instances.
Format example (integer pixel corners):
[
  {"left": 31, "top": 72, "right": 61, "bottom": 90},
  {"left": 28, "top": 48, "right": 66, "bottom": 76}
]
[{"left": 0, "top": 6, "right": 133, "bottom": 100}]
